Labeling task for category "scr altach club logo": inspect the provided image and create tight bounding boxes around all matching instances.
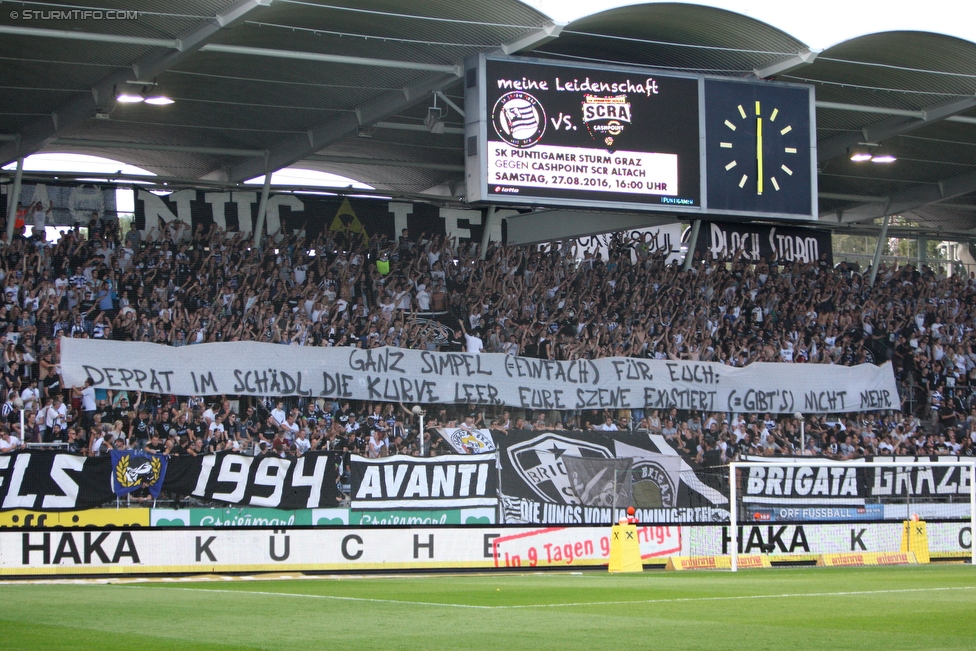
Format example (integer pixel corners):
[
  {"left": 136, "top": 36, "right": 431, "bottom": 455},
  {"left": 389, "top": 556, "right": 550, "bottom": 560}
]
[
  {"left": 582, "top": 94, "right": 632, "bottom": 150},
  {"left": 492, "top": 91, "right": 546, "bottom": 148},
  {"left": 507, "top": 432, "right": 613, "bottom": 504}
]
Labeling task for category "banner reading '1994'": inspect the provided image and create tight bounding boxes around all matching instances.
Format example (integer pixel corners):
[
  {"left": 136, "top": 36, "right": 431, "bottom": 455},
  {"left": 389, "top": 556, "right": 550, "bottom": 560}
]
[{"left": 0, "top": 451, "right": 341, "bottom": 511}]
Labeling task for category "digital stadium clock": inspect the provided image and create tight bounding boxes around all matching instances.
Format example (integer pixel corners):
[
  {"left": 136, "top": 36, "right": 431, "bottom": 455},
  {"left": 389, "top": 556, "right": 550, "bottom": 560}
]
[{"left": 703, "top": 78, "right": 816, "bottom": 217}]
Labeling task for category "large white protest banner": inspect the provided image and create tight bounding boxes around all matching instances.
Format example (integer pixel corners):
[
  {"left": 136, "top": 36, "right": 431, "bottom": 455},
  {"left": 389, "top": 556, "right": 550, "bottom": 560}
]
[{"left": 60, "top": 339, "right": 898, "bottom": 413}]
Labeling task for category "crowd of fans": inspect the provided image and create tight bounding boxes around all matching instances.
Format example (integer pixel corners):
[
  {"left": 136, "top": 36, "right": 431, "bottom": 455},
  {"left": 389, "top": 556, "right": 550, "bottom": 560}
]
[{"left": 0, "top": 214, "right": 974, "bottom": 464}]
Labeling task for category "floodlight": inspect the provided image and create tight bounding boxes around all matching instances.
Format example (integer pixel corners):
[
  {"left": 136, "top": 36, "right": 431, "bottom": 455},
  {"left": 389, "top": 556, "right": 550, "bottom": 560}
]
[{"left": 848, "top": 145, "right": 872, "bottom": 162}]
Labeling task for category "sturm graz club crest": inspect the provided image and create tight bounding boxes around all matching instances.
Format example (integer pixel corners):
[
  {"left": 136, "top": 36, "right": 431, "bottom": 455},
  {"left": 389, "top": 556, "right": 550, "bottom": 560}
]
[
  {"left": 507, "top": 432, "right": 613, "bottom": 504},
  {"left": 492, "top": 91, "right": 546, "bottom": 148},
  {"left": 581, "top": 94, "right": 632, "bottom": 151},
  {"left": 446, "top": 428, "right": 496, "bottom": 454},
  {"left": 631, "top": 458, "right": 677, "bottom": 508}
]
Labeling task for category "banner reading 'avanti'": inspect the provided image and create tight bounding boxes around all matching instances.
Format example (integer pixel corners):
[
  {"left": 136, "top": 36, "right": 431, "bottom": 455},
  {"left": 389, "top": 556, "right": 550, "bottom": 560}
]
[{"left": 61, "top": 339, "right": 898, "bottom": 414}]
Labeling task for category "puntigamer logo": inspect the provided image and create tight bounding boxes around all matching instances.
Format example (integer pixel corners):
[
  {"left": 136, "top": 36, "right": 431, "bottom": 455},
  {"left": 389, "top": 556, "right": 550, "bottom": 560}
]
[{"left": 492, "top": 91, "right": 546, "bottom": 148}]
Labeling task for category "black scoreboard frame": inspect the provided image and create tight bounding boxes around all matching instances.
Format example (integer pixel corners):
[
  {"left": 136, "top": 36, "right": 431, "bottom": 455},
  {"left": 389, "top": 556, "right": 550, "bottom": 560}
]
[{"left": 464, "top": 54, "right": 818, "bottom": 222}]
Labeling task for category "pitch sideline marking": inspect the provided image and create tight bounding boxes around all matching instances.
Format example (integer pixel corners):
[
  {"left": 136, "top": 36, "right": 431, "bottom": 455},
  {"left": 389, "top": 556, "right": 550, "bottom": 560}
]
[
  {"left": 497, "top": 585, "right": 976, "bottom": 609},
  {"left": 111, "top": 585, "right": 494, "bottom": 609},
  {"left": 109, "top": 584, "right": 976, "bottom": 610}
]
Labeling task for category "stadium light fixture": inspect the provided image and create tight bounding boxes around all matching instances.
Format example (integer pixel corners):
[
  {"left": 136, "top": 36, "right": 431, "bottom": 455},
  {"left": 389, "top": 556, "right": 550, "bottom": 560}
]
[
  {"left": 116, "top": 79, "right": 174, "bottom": 106},
  {"left": 848, "top": 145, "right": 873, "bottom": 162},
  {"left": 424, "top": 94, "right": 446, "bottom": 134},
  {"left": 144, "top": 94, "right": 175, "bottom": 106},
  {"left": 115, "top": 85, "right": 144, "bottom": 103},
  {"left": 871, "top": 150, "right": 897, "bottom": 164},
  {"left": 849, "top": 143, "right": 896, "bottom": 164}
]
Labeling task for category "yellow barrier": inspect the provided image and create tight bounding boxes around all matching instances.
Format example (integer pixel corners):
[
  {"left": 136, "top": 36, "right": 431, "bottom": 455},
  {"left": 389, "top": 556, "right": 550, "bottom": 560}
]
[
  {"left": 608, "top": 524, "right": 642, "bottom": 573},
  {"left": 901, "top": 519, "right": 930, "bottom": 564}
]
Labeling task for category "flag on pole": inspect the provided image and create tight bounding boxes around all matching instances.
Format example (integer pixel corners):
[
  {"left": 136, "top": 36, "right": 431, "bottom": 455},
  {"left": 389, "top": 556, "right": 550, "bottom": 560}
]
[{"left": 563, "top": 456, "right": 633, "bottom": 507}]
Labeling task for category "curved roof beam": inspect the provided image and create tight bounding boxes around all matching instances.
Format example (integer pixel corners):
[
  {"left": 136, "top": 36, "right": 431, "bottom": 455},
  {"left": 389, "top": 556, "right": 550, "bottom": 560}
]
[
  {"left": 200, "top": 44, "right": 463, "bottom": 76},
  {"left": 816, "top": 101, "right": 976, "bottom": 124},
  {"left": 50, "top": 138, "right": 266, "bottom": 158},
  {"left": 0, "top": 0, "right": 274, "bottom": 167},
  {"left": 303, "top": 154, "right": 463, "bottom": 173},
  {"left": 752, "top": 48, "right": 818, "bottom": 79},
  {"left": 225, "top": 23, "right": 562, "bottom": 183},
  {"left": 817, "top": 94, "right": 976, "bottom": 163},
  {"left": 824, "top": 168, "right": 976, "bottom": 224},
  {"left": 0, "top": 26, "right": 178, "bottom": 49}
]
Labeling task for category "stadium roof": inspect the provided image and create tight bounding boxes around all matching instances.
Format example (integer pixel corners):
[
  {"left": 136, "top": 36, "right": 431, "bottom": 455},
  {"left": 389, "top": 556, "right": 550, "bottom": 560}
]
[{"left": 2, "top": 1, "right": 975, "bottom": 239}]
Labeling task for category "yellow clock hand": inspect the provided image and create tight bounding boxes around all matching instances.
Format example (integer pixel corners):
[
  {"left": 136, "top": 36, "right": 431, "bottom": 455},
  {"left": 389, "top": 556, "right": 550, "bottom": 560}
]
[{"left": 756, "top": 101, "right": 763, "bottom": 195}]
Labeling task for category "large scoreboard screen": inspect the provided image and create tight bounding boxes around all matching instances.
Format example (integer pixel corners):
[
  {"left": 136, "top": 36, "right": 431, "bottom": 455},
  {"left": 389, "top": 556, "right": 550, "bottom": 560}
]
[
  {"left": 479, "top": 57, "right": 701, "bottom": 207},
  {"left": 464, "top": 55, "right": 817, "bottom": 221}
]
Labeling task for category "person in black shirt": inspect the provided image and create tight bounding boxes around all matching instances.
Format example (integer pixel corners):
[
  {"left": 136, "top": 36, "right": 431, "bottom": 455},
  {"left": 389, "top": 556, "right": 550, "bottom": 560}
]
[
  {"left": 169, "top": 410, "right": 188, "bottom": 440},
  {"left": 144, "top": 432, "right": 167, "bottom": 455},
  {"left": 939, "top": 398, "right": 963, "bottom": 434},
  {"left": 243, "top": 405, "right": 261, "bottom": 441},
  {"left": 388, "top": 434, "right": 405, "bottom": 456},
  {"left": 129, "top": 408, "right": 153, "bottom": 446},
  {"left": 54, "top": 426, "right": 74, "bottom": 451},
  {"left": 335, "top": 401, "right": 358, "bottom": 429},
  {"left": 190, "top": 414, "right": 207, "bottom": 442},
  {"left": 301, "top": 401, "right": 321, "bottom": 431},
  {"left": 256, "top": 416, "right": 276, "bottom": 445},
  {"left": 188, "top": 438, "right": 208, "bottom": 456},
  {"left": 153, "top": 405, "right": 171, "bottom": 429},
  {"left": 166, "top": 435, "right": 189, "bottom": 456},
  {"left": 337, "top": 430, "right": 362, "bottom": 454},
  {"left": 225, "top": 411, "right": 245, "bottom": 444},
  {"left": 94, "top": 398, "right": 114, "bottom": 424},
  {"left": 698, "top": 437, "right": 724, "bottom": 467},
  {"left": 2, "top": 362, "right": 21, "bottom": 395}
]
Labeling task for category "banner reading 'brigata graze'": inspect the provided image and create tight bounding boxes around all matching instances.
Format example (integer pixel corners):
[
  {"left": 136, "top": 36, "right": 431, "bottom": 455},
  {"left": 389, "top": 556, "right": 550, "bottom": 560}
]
[
  {"left": 62, "top": 339, "right": 899, "bottom": 414},
  {"left": 740, "top": 456, "right": 976, "bottom": 507}
]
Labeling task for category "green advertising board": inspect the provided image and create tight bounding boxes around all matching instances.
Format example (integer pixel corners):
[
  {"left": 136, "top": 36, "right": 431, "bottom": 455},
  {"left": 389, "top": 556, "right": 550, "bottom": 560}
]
[
  {"left": 350, "top": 507, "right": 494, "bottom": 526},
  {"left": 150, "top": 507, "right": 495, "bottom": 527},
  {"left": 151, "top": 508, "right": 313, "bottom": 527}
]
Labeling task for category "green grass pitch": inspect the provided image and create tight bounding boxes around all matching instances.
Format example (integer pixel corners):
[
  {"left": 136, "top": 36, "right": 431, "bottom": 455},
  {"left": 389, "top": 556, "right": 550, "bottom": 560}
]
[{"left": 0, "top": 566, "right": 974, "bottom": 650}]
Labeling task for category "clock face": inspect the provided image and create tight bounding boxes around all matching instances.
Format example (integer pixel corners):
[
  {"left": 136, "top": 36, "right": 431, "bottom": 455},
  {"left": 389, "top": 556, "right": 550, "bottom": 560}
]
[{"left": 704, "top": 79, "right": 813, "bottom": 217}]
